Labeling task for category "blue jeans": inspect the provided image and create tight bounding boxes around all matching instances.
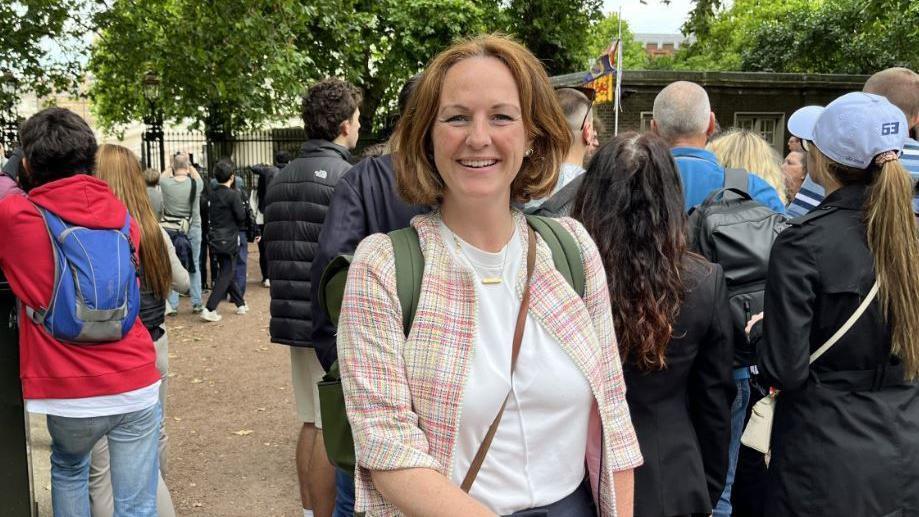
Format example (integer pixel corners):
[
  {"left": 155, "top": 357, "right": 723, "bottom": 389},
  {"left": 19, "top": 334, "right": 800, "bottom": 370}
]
[
  {"left": 167, "top": 224, "right": 202, "bottom": 308},
  {"left": 334, "top": 469, "right": 355, "bottom": 517},
  {"left": 47, "top": 403, "right": 161, "bottom": 517},
  {"left": 234, "top": 231, "right": 248, "bottom": 298},
  {"left": 714, "top": 375, "right": 751, "bottom": 517}
]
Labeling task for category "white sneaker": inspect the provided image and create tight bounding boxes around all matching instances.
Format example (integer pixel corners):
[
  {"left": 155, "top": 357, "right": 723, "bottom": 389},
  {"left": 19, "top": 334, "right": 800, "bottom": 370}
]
[
  {"left": 199, "top": 308, "right": 222, "bottom": 322},
  {"left": 235, "top": 304, "right": 249, "bottom": 315},
  {"left": 262, "top": 279, "right": 270, "bottom": 288}
]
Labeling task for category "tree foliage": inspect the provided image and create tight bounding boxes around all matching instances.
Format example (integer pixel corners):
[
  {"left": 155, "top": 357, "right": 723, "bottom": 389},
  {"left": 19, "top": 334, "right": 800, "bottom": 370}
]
[
  {"left": 502, "top": 0, "right": 603, "bottom": 76},
  {"left": 739, "top": 0, "right": 918, "bottom": 74},
  {"left": 0, "top": 0, "right": 98, "bottom": 107},
  {"left": 88, "top": 0, "right": 604, "bottom": 136},
  {"left": 310, "top": 0, "right": 496, "bottom": 135},
  {"left": 668, "top": 0, "right": 918, "bottom": 74},
  {"left": 89, "top": 0, "right": 323, "bottom": 135},
  {"left": 583, "top": 11, "right": 647, "bottom": 71}
]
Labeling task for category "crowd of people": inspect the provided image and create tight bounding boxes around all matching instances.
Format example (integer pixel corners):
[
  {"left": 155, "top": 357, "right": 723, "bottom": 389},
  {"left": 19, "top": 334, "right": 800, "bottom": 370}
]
[{"left": 0, "top": 33, "right": 918, "bottom": 517}]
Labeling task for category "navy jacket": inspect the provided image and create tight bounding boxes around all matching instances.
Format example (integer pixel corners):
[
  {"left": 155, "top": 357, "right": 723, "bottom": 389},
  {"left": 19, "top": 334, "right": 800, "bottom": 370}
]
[{"left": 310, "top": 154, "right": 430, "bottom": 369}]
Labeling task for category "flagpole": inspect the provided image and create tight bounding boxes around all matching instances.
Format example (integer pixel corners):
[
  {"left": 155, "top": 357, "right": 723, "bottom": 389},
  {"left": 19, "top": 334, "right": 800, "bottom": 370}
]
[{"left": 614, "top": 5, "right": 623, "bottom": 136}]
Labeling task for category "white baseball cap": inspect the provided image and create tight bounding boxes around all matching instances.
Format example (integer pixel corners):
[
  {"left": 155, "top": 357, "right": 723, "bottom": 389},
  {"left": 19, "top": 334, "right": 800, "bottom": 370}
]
[{"left": 787, "top": 92, "right": 907, "bottom": 169}]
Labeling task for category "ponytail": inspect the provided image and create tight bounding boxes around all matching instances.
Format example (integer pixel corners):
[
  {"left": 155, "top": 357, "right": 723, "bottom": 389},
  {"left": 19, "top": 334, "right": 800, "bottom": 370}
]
[{"left": 865, "top": 159, "right": 919, "bottom": 380}]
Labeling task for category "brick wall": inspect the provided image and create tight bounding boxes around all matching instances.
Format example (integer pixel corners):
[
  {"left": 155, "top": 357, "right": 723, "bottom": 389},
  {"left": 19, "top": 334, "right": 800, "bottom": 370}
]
[{"left": 552, "top": 70, "right": 868, "bottom": 154}]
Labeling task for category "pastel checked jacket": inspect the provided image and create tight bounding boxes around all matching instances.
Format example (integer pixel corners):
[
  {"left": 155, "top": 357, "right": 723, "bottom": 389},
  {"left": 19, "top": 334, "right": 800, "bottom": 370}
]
[{"left": 338, "top": 211, "right": 643, "bottom": 516}]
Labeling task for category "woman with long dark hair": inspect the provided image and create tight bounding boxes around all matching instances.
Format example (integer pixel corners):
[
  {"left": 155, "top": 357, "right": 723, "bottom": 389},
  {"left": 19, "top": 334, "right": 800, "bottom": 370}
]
[
  {"left": 572, "top": 132, "right": 736, "bottom": 517},
  {"left": 751, "top": 93, "right": 919, "bottom": 516},
  {"left": 91, "top": 144, "right": 189, "bottom": 517}
]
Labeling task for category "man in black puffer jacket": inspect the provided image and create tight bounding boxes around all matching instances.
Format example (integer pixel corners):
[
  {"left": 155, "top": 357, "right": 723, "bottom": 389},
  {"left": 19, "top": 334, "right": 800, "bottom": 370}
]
[{"left": 262, "top": 77, "right": 361, "bottom": 517}]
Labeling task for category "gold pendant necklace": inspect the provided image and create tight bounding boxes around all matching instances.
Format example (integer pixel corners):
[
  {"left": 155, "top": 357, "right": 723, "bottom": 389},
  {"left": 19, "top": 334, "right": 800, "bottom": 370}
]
[{"left": 451, "top": 232, "right": 507, "bottom": 285}]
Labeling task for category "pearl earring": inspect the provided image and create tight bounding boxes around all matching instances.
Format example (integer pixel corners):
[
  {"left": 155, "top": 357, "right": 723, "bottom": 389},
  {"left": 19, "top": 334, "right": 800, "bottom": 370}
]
[{"left": 525, "top": 148, "right": 533, "bottom": 157}]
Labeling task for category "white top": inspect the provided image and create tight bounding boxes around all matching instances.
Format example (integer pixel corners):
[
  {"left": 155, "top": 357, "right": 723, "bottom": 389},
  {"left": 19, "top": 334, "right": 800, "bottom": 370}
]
[
  {"left": 26, "top": 381, "right": 161, "bottom": 418},
  {"left": 250, "top": 184, "right": 264, "bottom": 225},
  {"left": 524, "top": 163, "right": 586, "bottom": 210},
  {"left": 439, "top": 221, "right": 593, "bottom": 515}
]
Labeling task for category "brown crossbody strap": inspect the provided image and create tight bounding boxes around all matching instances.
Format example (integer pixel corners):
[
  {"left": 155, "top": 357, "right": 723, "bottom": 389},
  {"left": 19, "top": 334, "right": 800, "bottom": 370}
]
[{"left": 460, "top": 226, "right": 536, "bottom": 493}]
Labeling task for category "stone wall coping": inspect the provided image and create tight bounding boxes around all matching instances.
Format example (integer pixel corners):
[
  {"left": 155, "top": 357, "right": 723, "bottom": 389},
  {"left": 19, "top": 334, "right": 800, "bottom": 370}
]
[{"left": 551, "top": 70, "right": 869, "bottom": 89}]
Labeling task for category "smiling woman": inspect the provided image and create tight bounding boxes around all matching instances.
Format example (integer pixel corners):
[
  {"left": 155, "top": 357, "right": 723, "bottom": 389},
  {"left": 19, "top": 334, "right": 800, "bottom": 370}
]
[{"left": 337, "top": 35, "right": 642, "bottom": 517}]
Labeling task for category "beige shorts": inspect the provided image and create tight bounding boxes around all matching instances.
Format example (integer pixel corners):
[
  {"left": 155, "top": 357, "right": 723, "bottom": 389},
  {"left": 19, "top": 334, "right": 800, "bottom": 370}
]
[{"left": 290, "top": 346, "right": 325, "bottom": 428}]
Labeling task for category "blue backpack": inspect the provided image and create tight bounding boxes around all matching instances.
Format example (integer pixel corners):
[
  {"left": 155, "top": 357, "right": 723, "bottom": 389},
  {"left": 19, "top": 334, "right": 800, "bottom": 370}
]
[{"left": 24, "top": 204, "right": 141, "bottom": 344}]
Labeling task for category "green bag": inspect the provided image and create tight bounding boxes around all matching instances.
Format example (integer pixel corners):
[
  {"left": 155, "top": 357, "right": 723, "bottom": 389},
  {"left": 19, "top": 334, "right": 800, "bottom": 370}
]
[{"left": 316, "top": 216, "right": 585, "bottom": 476}]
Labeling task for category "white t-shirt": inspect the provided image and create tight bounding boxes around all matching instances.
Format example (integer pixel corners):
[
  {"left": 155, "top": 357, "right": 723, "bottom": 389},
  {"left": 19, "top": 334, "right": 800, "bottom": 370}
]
[
  {"left": 26, "top": 381, "right": 161, "bottom": 418},
  {"left": 524, "top": 162, "right": 586, "bottom": 211},
  {"left": 440, "top": 222, "right": 593, "bottom": 515}
]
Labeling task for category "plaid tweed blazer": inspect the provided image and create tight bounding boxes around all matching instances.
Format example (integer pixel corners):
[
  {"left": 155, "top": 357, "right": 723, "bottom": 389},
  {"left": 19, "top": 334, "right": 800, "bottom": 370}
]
[{"left": 338, "top": 211, "right": 642, "bottom": 516}]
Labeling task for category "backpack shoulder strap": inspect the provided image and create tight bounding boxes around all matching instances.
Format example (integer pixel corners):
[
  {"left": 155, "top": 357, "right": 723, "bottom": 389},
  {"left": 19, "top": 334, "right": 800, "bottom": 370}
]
[
  {"left": 524, "top": 215, "right": 585, "bottom": 298},
  {"left": 388, "top": 227, "right": 424, "bottom": 337},
  {"left": 24, "top": 202, "right": 61, "bottom": 325},
  {"left": 189, "top": 176, "right": 198, "bottom": 205},
  {"left": 723, "top": 168, "right": 749, "bottom": 192},
  {"left": 535, "top": 174, "right": 585, "bottom": 217},
  {"left": 318, "top": 255, "right": 354, "bottom": 329}
]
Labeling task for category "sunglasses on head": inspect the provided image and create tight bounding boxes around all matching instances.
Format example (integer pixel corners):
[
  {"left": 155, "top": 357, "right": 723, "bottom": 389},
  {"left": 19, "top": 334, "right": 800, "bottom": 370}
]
[{"left": 555, "top": 86, "right": 597, "bottom": 131}]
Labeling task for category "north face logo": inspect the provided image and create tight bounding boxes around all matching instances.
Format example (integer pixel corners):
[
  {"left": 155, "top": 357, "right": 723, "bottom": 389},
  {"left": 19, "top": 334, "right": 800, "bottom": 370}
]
[{"left": 315, "top": 170, "right": 328, "bottom": 179}]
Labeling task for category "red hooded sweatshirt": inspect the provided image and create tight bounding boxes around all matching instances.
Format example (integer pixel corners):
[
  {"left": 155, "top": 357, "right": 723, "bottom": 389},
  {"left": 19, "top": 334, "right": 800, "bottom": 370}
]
[{"left": 0, "top": 175, "right": 160, "bottom": 399}]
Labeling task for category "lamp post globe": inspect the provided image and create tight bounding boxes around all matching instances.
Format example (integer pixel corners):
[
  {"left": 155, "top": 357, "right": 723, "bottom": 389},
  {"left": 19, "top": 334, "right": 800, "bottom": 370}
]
[
  {"left": 141, "top": 71, "right": 165, "bottom": 170},
  {"left": 142, "top": 71, "right": 160, "bottom": 104}
]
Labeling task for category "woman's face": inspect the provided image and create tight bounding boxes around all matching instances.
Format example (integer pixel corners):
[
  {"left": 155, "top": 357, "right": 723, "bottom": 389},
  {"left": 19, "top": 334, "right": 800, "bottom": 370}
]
[{"left": 431, "top": 56, "right": 529, "bottom": 207}]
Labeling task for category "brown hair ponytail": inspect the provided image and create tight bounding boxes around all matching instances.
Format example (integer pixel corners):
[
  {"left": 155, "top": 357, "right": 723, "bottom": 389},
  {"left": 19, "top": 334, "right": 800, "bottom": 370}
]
[{"left": 864, "top": 159, "right": 919, "bottom": 379}]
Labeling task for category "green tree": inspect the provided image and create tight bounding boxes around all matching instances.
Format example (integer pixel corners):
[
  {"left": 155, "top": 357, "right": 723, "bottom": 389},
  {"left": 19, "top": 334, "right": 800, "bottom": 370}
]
[
  {"left": 740, "top": 0, "right": 918, "bottom": 74},
  {"left": 0, "top": 0, "right": 98, "bottom": 106},
  {"left": 670, "top": 0, "right": 811, "bottom": 71},
  {"left": 88, "top": 0, "right": 612, "bottom": 136},
  {"left": 668, "top": 0, "right": 917, "bottom": 74},
  {"left": 89, "top": 0, "right": 323, "bottom": 135},
  {"left": 309, "top": 0, "right": 496, "bottom": 134},
  {"left": 502, "top": 0, "right": 604, "bottom": 76},
  {"left": 583, "top": 11, "right": 647, "bottom": 71}
]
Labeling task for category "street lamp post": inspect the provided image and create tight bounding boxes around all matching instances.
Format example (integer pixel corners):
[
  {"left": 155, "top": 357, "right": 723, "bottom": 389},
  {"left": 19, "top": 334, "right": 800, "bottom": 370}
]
[
  {"left": 142, "top": 71, "right": 165, "bottom": 171},
  {"left": 0, "top": 72, "right": 19, "bottom": 158}
]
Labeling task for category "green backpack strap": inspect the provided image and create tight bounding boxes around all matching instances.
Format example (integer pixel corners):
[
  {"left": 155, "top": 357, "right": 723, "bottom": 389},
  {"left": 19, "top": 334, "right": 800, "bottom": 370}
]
[
  {"left": 525, "top": 215, "right": 585, "bottom": 298},
  {"left": 318, "top": 254, "right": 354, "bottom": 329},
  {"left": 388, "top": 227, "right": 424, "bottom": 336}
]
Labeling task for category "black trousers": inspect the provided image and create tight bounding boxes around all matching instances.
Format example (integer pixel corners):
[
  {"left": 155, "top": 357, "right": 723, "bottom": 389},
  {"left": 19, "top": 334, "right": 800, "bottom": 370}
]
[
  {"left": 504, "top": 481, "right": 594, "bottom": 517},
  {"left": 206, "top": 252, "right": 244, "bottom": 311}
]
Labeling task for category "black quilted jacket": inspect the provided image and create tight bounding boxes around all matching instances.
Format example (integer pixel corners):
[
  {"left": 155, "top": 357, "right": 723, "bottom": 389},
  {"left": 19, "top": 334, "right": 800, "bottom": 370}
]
[{"left": 263, "top": 140, "right": 352, "bottom": 347}]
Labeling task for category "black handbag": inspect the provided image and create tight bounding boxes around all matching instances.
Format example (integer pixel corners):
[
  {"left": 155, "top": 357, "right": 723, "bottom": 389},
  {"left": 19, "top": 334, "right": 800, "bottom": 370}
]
[{"left": 208, "top": 230, "right": 238, "bottom": 256}]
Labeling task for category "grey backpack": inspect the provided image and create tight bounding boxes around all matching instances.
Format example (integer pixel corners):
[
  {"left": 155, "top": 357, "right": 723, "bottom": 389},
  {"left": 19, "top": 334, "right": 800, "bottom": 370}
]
[{"left": 687, "top": 168, "right": 788, "bottom": 367}]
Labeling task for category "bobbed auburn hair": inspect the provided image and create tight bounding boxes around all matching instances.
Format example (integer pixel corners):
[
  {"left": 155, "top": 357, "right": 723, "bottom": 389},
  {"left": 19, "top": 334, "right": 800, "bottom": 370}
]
[{"left": 394, "top": 34, "right": 572, "bottom": 205}]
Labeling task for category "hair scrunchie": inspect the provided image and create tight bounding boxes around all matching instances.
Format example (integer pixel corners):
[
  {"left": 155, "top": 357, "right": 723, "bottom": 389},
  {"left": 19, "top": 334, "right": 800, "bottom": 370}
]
[{"left": 874, "top": 151, "right": 899, "bottom": 167}]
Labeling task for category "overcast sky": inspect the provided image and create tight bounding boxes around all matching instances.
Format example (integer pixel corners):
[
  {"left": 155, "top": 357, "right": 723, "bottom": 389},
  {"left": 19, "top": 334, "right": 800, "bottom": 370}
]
[{"left": 603, "top": 0, "right": 695, "bottom": 34}]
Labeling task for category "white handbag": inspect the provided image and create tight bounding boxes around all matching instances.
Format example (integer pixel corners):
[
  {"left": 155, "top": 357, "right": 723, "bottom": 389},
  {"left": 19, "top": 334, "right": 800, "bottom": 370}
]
[{"left": 740, "top": 281, "right": 879, "bottom": 455}]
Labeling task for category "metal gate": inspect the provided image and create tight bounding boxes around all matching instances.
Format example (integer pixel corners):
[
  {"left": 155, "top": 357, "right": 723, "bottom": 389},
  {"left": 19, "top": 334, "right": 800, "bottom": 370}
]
[{"left": 141, "top": 127, "right": 305, "bottom": 178}]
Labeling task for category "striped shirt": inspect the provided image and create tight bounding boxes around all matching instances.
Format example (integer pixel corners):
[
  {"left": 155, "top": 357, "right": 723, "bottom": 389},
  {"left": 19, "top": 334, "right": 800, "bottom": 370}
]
[{"left": 788, "top": 137, "right": 919, "bottom": 217}]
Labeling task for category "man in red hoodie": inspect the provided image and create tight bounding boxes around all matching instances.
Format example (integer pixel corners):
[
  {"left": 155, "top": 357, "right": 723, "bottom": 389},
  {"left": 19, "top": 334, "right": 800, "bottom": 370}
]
[{"left": 0, "top": 108, "right": 161, "bottom": 517}]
